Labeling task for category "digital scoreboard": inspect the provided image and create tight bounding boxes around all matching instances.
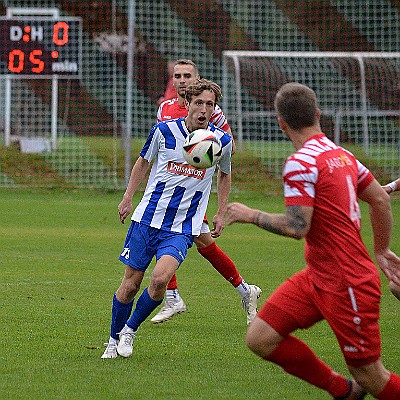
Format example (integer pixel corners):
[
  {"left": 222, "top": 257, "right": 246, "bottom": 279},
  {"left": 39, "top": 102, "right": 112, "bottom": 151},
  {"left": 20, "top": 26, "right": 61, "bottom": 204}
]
[{"left": 0, "top": 16, "right": 82, "bottom": 78}]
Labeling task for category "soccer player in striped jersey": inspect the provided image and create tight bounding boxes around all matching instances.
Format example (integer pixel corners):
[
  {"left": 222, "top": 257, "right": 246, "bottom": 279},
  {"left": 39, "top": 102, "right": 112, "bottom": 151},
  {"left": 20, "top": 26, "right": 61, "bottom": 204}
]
[
  {"left": 102, "top": 79, "right": 237, "bottom": 359},
  {"left": 226, "top": 83, "right": 400, "bottom": 399},
  {"left": 151, "top": 59, "right": 260, "bottom": 324}
]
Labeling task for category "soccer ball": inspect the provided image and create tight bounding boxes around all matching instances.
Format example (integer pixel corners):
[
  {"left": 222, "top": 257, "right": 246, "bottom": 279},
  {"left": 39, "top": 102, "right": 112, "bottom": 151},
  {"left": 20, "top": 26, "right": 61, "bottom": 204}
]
[{"left": 182, "top": 129, "right": 223, "bottom": 169}]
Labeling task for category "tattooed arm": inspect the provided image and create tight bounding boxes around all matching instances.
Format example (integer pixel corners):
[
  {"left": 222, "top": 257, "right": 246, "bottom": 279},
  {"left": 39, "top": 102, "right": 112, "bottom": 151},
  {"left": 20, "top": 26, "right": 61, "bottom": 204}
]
[{"left": 226, "top": 202, "right": 313, "bottom": 240}]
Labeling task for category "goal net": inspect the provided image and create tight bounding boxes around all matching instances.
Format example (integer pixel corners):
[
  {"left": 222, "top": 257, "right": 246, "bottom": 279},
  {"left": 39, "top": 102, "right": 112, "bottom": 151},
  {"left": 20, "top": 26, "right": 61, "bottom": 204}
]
[
  {"left": 222, "top": 51, "right": 400, "bottom": 178},
  {"left": 1, "top": 1, "right": 399, "bottom": 190}
]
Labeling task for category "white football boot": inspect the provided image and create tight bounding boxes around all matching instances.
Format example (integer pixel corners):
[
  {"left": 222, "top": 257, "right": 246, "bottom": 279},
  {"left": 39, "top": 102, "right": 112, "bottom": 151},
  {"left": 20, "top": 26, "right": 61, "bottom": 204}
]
[
  {"left": 101, "top": 339, "right": 118, "bottom": 359},
  {"left": 242, "top": 285, "right": 262, "bottom": 325},
  {"left": 117, "top": 325, "right": 136, "bottom": 358},
  {"left": 150, "top": 298, "right": 186, "bottom": 323}
]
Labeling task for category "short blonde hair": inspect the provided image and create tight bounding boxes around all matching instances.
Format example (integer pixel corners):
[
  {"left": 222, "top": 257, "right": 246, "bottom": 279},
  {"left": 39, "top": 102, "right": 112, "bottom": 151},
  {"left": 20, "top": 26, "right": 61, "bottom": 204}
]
[
  {"left": 185, "top": 78, "right": 222, "bottom": 104},
  {"left": 173, "top": 59, "right": 198, "bottom": 75}
]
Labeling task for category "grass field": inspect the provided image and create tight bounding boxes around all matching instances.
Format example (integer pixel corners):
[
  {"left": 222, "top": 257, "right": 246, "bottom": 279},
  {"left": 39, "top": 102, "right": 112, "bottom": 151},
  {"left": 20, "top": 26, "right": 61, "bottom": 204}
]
[
  {"left": 1, "top": 189, "right": 399, "bottom": 400},
  {"left": 1, "top": 136, "right": 398, "bottom": 191}
]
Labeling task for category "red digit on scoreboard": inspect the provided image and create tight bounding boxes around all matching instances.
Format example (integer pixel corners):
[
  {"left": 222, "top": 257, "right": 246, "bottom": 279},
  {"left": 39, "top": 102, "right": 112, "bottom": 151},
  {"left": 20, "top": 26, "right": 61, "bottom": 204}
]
[
  {"left": 8, "top": 49, "right": 24, "bottom": 73},
  {"left": 30, "top": 49, "right": 45, "bottom": 73},
  {"left": 53, "top": 21, "right": 69, "bottom": 46}
]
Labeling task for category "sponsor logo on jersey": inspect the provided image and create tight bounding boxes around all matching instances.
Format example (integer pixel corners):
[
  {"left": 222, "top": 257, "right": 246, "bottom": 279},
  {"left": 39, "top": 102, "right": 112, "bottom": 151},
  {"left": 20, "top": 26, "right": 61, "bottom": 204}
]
[
  {"left": 343, "top": 345, "right": 359, "bottom": 353},
  {"left": 326, "top": 154, "right": 353, "bottom": 173},
  {"left": 167, "top": 161, "right": 206, "bottom": 180}
]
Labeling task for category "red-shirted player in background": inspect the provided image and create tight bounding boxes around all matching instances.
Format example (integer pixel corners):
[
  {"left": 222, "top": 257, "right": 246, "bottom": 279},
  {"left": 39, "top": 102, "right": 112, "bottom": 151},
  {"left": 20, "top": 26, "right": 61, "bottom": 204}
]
[
  {"left": 157, "top": 60, "right": 177, "bottom": 105},
  {"left": 150, "top": 59, "right": 261, "bottom": 324},
  {"left": 226, "top": 82, "right": 400, "bottom": 399}
]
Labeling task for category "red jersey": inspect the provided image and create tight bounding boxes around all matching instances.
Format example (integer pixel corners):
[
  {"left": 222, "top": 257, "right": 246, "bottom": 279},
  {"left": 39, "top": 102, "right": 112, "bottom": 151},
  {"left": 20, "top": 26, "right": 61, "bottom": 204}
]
[
  {"left": 157, "top": 98, "right": 230, "bottom": 132},
  {"left": 283, "top": 133, "right": 376, "bottom": 292},
  {"left": 158, "top": 77, "right": 177, "bottom": 104}
]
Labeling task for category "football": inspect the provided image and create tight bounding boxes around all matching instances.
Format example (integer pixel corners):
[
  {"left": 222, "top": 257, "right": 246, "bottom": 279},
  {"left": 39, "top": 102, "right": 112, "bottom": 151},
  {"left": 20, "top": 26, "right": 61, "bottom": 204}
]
[{"left": 182, "top": 129, "right": 223, "bottom": 169}]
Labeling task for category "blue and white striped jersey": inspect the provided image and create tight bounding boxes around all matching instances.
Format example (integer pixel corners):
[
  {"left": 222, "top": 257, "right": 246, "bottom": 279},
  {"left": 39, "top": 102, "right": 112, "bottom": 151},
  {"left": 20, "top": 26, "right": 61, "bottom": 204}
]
[{"left": 131, "top": 118, "right": 232, "bottom": 236}]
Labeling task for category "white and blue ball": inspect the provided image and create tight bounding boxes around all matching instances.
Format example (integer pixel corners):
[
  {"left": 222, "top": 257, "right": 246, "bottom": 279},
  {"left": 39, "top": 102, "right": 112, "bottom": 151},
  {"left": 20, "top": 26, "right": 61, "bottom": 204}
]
[{"left": 182, "top": 129, "right": 223, "bottom": 169}]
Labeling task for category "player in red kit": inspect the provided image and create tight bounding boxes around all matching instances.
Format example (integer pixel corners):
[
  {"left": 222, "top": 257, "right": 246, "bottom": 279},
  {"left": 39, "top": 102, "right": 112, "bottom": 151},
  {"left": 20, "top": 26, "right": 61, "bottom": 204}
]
[
  {"left": 151, "top": 59, "right": 261, "bottom": 324},
  {"left": 226, "top": 83, "right": 400, "bottom": 399},
  {"left": 157, "top": 60, "right": 177, "bottom": 105}
]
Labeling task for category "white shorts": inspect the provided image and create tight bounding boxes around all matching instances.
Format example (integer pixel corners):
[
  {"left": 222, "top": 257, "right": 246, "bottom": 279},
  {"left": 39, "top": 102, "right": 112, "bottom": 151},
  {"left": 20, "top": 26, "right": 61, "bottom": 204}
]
[{"left": 200, "top": 220, "right": 210, "bottom": 234}]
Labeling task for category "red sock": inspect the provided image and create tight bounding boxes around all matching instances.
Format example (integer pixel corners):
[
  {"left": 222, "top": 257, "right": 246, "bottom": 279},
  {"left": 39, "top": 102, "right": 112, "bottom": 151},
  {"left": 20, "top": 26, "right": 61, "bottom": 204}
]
[
  {"left": 167, "top": 273, "right": 178, "bottom": 290},
  {"left": 197, "top": 242, "right": 243, "bottom": 287},
  {"left": 265, "top": 335, "right": 349, "bottom": 397},
  {"left": 377, "top": 372, "right": 400, "bottom": 399}
]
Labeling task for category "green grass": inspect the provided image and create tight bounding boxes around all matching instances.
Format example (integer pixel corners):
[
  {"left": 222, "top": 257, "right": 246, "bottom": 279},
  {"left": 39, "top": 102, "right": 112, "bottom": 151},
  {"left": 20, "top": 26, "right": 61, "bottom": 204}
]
[
  {"left": 0, "top": 189, "right": 399, "bottom": 399},
  {"left": 1, "top": 137, "right": 397, "bottom": 191}
]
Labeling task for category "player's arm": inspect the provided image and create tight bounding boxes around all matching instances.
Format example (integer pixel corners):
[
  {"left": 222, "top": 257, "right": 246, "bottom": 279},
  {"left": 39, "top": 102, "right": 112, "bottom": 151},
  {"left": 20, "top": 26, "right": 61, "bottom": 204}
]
[
  {"left": 225, "top": 127, "right": 236, "bottom": 155},
  {"left": 382, "top": 178, "right": 400, "bottom": 194},
  {"left": 118, "top": 156, "right": 150, "bottom": 224},
  {"left": 211, "top": 170, "right": 231, "bottom": 238},
  {"left": 226, "top": 203, "right": 313, "bottom": 240},
  {"left": 359, "top": 179, "right": 392, "bottom": 252},
  {"left": 358, "top": 178, "right": 400, "bottom": 286}
]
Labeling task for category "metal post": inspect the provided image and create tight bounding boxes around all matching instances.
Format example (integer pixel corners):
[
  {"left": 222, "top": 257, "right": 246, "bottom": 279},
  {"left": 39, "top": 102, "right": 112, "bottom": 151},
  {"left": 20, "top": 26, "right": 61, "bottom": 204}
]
[
  {"left": 4, "top": 77, "right": 11, "bottom": 146},
  {"left": 357, "top": 55, "right": 369, "bottom": 155},
  {"left": 232, "top": 55, "right": 243, "bottom": 151},
  {"left": 334, "top": 111, "right": 341, "bottom": 145},
  {"left": 51, "top": 77, "right": 58, "bottom": 150},
  {"left": 124, "top": 1, "right": 135, "bottom": 186}
]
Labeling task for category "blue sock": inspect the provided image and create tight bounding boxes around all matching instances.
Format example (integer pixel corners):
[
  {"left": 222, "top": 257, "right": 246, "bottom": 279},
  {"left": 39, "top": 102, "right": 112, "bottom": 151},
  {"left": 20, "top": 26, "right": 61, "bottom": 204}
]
[
  {"left": 110, "top": 293, "right": 134, "bottom": 340},
  {"left": 126, "top": 288, "right": 163, "bottom": 331}
]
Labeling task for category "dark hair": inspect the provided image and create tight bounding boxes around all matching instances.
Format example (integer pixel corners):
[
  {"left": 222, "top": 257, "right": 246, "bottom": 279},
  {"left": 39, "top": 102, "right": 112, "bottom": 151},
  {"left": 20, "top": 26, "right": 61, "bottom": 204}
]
[
  {"left": 274, "top": 82, "right": 318, "bottom": 130},
  {"left": 173, "top": 59, "right": 198, "bottom": 75},
  {"left": 185, "top": 78, "right": 222, "bottom": 104}
]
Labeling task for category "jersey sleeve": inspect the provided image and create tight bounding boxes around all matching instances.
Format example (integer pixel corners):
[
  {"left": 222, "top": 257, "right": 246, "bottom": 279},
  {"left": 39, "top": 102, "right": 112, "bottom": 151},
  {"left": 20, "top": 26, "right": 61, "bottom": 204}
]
[
  {"left": 139, "top": 124, "right": 161, "bottom": 162},
  {"left": 156, "top": 103, "right": 163, "bottom": 122},
  {"left": 210, "top": 105, "right": 230, "bottom": 132},
  {"left": 342, "top": 149, "right": 374, "bottom": 195},
  {"left": 355, "top": 159, "right": 374, "bottom": 194},
  {"left": 283, "top": 157, "right": 317, "bottom": 207},
  {"left": 218, "top": 141, "right": 232, "bottom": 174},
  {"left": 216, "top": 132, "right": 232, "bottom": 174}
]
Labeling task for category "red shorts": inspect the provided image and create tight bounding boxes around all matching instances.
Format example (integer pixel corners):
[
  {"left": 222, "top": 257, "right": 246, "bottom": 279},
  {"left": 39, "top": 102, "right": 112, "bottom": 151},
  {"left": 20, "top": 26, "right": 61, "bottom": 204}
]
[
  {"left": 203, "top": 214, "right": 208, "bottom": 224},
  {"left": 258, "top": 268, "right": 382, "bottom": 367}
]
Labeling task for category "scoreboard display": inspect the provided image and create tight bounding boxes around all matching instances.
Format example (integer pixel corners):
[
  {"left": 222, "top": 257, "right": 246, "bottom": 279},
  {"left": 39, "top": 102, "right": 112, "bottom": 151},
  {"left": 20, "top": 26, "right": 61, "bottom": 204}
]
[{"left": 0, "top": 16, "right": 82, "bottom": 78}]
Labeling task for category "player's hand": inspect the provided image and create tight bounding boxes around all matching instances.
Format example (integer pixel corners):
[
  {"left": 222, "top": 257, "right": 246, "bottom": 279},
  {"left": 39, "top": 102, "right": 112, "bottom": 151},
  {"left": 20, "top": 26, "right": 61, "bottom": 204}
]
[
  {"left": 375, "top": 248, "right": 400, "bottom": 287},
  {"left": 231, "top": 137, "right": 237, "bottom": 155},
  {"left": 382, "top": 185, "right": 392, "bottom": 194},
  {"left": 118, "top": 197, "right": 133, "bottom": 224},
  {"left": 382, "top": 179, "right": 399, "bottom": 194},
  {"left": 211, "top": 213, "right": 225, "bottom": 238},
  {"left": 226, "top": 202, "right": 256, "bottom": 225},
  {"left": 389, "top": 281, "right": 400, "bottom": 301}
]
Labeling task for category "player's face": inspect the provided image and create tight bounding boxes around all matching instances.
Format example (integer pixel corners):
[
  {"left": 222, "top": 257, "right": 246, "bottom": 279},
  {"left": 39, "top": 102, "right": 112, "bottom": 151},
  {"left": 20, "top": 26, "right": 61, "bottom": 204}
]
[
  {"left": 185, "top": 90, "right": 216, "bottom": 131},
  {"left": 173, "top": 64, "right": 199, "bottom": 99}
]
